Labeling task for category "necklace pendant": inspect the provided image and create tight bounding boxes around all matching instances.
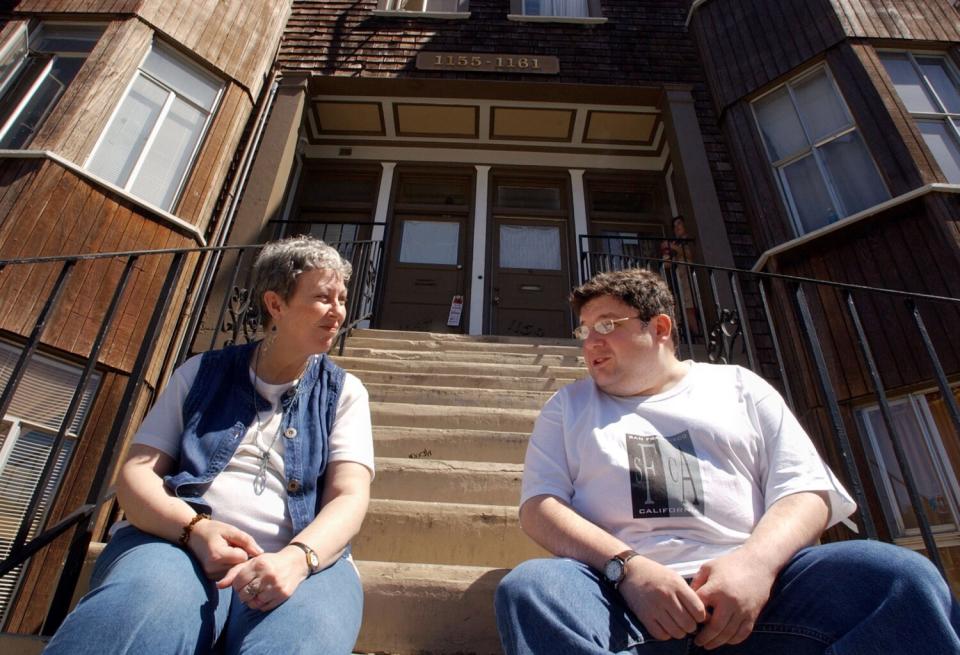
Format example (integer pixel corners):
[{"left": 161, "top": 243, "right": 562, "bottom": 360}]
[{"left": 253, "top": 453, "right": 269, "bottom": 496}]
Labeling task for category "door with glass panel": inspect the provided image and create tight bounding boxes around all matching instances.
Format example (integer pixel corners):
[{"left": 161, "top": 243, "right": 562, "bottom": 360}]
[
  {"left": 379, "top": 215, "right": 468, "bottom": 332},
  {"left": 490, "top": 217, "right": 571, "bottom": 338}
]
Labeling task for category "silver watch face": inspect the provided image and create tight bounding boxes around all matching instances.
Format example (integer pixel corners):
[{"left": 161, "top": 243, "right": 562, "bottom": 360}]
[
  {"left": 307, "top": 551, "right": 320, "bottom": 569},
  {"left": 604, "top": 558, "right": 624, "bottom": 584}
]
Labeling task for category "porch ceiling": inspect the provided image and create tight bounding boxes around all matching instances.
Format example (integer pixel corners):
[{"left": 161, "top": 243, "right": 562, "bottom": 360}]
[{"left": 306, "top": 95, "right": 663, "bottom": 155}]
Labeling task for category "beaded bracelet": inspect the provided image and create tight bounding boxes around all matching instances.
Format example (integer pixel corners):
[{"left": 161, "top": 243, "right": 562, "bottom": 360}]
[{"left": 178, "top": 513, "right": 210, "bottom": 547}]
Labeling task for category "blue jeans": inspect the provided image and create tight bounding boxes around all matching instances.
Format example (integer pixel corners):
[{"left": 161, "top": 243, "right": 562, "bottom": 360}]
[
  {"left": 495, "top": 540, "right": 960, "bottom": 654},
  {"left": 44, "top": 526, "right": 363, "bottom": 655}
]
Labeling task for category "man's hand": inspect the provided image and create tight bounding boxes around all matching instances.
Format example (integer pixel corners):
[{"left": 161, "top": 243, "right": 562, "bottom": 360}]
[
  {"left": 619, "top": 557, "right": 707, "bottom": 641},
  {"left": 690, "top": 549, "right": 777, "bottom": 649},
  {"left": 186, "top": 518, "right": 263, "bottom": 579}
]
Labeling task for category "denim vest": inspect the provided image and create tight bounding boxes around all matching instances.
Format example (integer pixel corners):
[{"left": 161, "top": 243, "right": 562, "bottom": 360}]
[{"left": 163, "top": 341, "right": 346, "bottom": 535}]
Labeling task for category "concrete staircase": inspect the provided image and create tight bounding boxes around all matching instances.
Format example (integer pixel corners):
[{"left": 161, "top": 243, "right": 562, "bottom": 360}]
[
  {"left": 339, "top": 328, "right": 586, "bottom": 654},
  {"left": 0, "top": 328, "right": 586, "bottom": 655}
]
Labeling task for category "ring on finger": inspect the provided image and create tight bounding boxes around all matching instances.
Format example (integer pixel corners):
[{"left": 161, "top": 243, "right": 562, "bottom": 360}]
[{"left": 244, "top": 580, "right": 261, "bottom": 596}]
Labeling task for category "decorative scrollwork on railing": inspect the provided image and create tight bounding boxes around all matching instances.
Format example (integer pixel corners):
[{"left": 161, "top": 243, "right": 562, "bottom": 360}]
[
  {"left": 706, "top": 308, "right": 743, "bottom": 364},
  {"left": 220, "top": 286, "right": 261, "bottom": 346}
]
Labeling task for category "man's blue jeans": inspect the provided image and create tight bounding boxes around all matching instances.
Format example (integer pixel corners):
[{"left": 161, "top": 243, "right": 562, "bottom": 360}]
[
  {"left": 495, "top": 540, "right": 960, "bottom": 654},
  {"left": 43, "top": 525, "right": 363, "bottom": 655}
]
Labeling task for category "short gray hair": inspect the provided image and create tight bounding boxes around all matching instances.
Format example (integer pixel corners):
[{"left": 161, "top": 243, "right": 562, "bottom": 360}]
[{"left": 251, "top": 236, "right": 351, "bottom": 322}]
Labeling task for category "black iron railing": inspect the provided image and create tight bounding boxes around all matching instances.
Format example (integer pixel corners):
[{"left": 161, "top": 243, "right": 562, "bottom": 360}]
[
  {"left": 0, "top": 234, "right": 957, "bottom": 635},
  {"left": 580, "top": 235, "right": 960, "bottom": 579},
  {"left": 0, "top": 237, "right": 383, "bottom": 634}
]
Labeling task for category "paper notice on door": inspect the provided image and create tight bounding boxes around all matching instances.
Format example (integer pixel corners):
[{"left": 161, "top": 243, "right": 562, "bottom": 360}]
[{"left": 447, "top": 295, "right": 464, "bottom": 327}]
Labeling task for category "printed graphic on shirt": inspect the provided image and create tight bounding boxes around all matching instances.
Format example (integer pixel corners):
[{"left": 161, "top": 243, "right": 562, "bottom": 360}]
[{"left": 627, "top": 431, "right": 704, "bottom": 518}]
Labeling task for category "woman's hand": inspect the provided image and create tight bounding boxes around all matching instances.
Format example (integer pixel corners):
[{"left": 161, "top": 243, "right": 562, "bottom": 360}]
[
  {"left": 185, "top": 518, "right": 263, "bottom": 579},
  {"left": 217, "top": 546, "right": 309, "bottom": 611}
]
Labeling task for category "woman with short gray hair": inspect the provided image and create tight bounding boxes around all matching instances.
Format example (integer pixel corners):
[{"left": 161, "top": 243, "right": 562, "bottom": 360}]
[{"left": 46, "top": 235, "right": 374, "bottom": 655}]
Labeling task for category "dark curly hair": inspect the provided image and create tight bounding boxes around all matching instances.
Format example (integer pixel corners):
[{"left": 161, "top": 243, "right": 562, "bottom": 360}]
[{"left": 570, "top": 268, "right": 677, "bottom": 344}]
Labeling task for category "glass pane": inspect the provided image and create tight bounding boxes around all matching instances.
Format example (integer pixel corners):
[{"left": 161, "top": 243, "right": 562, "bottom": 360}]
[
  {"left": 399, "top": 220, "right": 459, "bottom": 265},
  {"left": 818, "top": 131, "right": 888, "bottom": 215},
  {"left": 864, "top": 403, "right": 957, "bottom": 534},
  {"left": 918, "top": 119, "right": 960, "bottom": 184},
  {"left": 33, "top": 25, "right": 102, "bottom": 53},
  {"left": 396, "top": 0, "right": 427, "bottom": 9},
  {"left": 0, "top": 57, "right": 85, "bottom": 148},
  {"left": 0, "top": 26, "right": 28, "bottom": 96},
  {"left": 917, "top": 57, "right": 960, "bottom": 114},
  {"left": 130, "top": 95, "right": 206, "bottom": 210},
  {"left": 880, "top": 53, "right": 939, "bottom": 114},
  {"left": 524, "top": 0, "right": 588, "bottom": 16},
  {"left": 590, "top": 189, "right": 651, "bottom": 213},
  {"left": 142, "top": 46, "right": 220, "bottom": 110},
  {"left": 496, "top": 185, "right": 562, "bottom": 210},
  {"left": 500, "top": 225, "right": 561, "bottom": 270},
  {"left": 396, "top": 178, "right": 469, "bottom": 205},
  {"left": 781, "top": 154, "right": 838, "bottom": 233},
  {"left": 300, "top": 176, "right": 377, "bottom": 206},
  {"left": 753, "top": 87, "right": 808, "bottom": 162},
  {"left": 792, "top": 70, "right": 851, "bottom": 142},
  {"left": 87, "top": 74, "right": 167, "bottom": 187}
]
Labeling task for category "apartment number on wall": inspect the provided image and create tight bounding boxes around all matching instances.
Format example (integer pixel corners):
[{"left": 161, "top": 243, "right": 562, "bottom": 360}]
[{"left": 416, "top": 52, "right": 559, "bottom": 74}]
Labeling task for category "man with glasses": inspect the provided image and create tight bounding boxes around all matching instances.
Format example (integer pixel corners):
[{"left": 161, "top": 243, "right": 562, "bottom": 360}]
[{"left": 495, "top": 268, "right": 959, "bottom": 654}]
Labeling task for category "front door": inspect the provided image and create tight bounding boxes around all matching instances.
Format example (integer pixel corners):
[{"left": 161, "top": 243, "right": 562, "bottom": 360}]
[
  {"left": 490, "top": 217, "right": 572, "bottom": 338},
  {"left": 379, "top": 214, "right": 468, "bottom": 332}
]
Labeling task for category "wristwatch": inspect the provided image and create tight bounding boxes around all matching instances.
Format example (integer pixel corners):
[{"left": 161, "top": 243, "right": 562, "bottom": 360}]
[
  {"left": 290, "top": 541, "right": 321, "bottom": 574},
  {"left": 603, "top": 549, "right": 640, "bottom": 589}
]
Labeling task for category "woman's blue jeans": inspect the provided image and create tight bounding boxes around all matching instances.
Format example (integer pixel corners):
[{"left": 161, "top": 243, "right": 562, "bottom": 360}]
[
  {"left": 495, "top": 540, "right": 960, "bottom": 654},
  {"left": 44, "top": 526, "right": 363, "bottom": 655}
]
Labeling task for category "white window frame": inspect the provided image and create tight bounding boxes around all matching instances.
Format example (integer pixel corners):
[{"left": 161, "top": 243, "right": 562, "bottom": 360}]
[
  {"left": 0, "top": 22, "right": 103, "bottom": 149},
  {"left": 374, "top": 0, "right": 471, "bottom": 18},
  {"left": 858, "top": 389, "right": 960, "bottom": 545},
  {"left": 878, "top": 50, "right": 960, "bottom": 184},
  {"left": 84, "top": 41, "right": 223, "bottom": 213},
  {"left": 750, "top": 65, "right": 890, "bottom": 237},
  {"left": 0, "top": 343, "right": 101, "bottom": 625},
  {"left": 507, "top": 0, "right": 606, "bottom": 23}
]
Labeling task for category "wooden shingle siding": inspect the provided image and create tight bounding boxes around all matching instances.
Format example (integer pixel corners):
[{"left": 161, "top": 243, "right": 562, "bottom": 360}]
[
  {"left": 0, "top": 158, "right": 194, "bottom": 372},
  {"left": 830, "top": 0, "right": 960, "bottom": 41},
  {"left": 12, "top": 0, "right": 142, "bottom": 13},
  {"left": 689, "top": 0, "right": 846, "bottom": 113},
  {"left": 31, "top": 19, "right": 152, "bottom": 164},
  {"left": 136, "top": 0, "right": 290, "bottom": 97}
]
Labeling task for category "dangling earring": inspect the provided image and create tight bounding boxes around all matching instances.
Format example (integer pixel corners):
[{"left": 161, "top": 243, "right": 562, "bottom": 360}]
[{"left": 262, "top": 323, "right": 278, "bottom": 354}]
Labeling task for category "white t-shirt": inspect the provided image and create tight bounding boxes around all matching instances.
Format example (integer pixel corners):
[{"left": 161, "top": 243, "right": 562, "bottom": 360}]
[
  {"left": 131, "top": 354, "right": 374, "bottom": 553},
  {"left": 521, "top": 362, "right": 856, "bottom": 576}
]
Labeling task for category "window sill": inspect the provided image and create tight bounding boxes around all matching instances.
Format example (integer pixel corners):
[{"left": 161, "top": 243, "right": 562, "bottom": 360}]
[
  {"left": 506, "top": 14, "right": 607, "bottom": 25},
  {"left": 751, "top": 183, "right": 960, "bottom": 272},
  {"left": 372, "top": 10, "right": 471, "bottom": 19},
  {"left": 895, "top": 530, "right": 960, "bottom": 550}
]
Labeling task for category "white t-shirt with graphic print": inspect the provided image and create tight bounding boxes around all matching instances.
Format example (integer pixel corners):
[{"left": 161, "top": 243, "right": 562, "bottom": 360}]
[{"left": 520, "top": 361, "right": 856, "bottom": 576}]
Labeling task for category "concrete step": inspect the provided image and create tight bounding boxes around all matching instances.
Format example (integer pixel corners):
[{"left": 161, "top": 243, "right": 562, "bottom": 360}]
[
  {"left": 345, "top": 336, "right": 582, "bottom": 357},
  {"left": 373, "top": 426, "right": 528, "bottom": 464},
  {"left": 355, "top": 560, "right": 507, "bottom": 655},
  {"left": 334, "top": 355, "right": 585, "bottom": 380},
  {"left": 350, "top": 369, "right": 576, "bottom": 392},
  {"left": 371, "top": 402, "right": 538, "bottom": 433},
  {"left": 366, "top": 383, "right": 553, "bottom": 410},
  {"left": 351, "top": 327, "right": 579, "bottom": 348},
  {"left": 372, "top": 457, "right": 522, "bottom": 505},
  {"left": 341, "top": 347, "right": 583, "bottom": 367},
  {"left": 354, "top": 499, "right": 547, "bottom": 567}
]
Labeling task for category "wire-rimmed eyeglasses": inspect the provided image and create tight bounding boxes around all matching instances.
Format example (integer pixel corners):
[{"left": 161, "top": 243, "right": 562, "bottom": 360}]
[{"left": 573, "top": 316, "right": 646, "bottom": 341}]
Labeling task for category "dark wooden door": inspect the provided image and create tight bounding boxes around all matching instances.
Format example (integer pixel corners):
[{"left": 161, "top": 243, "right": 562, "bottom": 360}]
[
  {"left": 490, "top": 216, "right": 572, "bottom": 338},
  {"left": 379, "top": 214, "right": 468, "bottom": 332}
]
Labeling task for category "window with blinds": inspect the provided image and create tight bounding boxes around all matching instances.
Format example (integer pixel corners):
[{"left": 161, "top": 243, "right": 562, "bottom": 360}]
[{"left": 0, "top": 343, "right": 100, "bottom": 625}]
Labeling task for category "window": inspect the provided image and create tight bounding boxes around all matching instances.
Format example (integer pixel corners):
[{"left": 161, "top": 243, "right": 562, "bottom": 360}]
[
  {"left": 0, "top": 23, "right": 102, "bottom": 148},
  {"left": 879, "top": 52, "right": 960, "bottom": 184},
  {"left": 86, "top": 42, "right": 222, "bottom": 212},
  {"left": 752, "top": 67, "right": 889, "bottom": 235},
  {"left": 0, "top": 343, "right": 101, "bottom": 623},
  {"left": 522, "top": 0, "right": 589, "bottom": 16},
  {"left": 859, "top": 387, "right": 960, "bottom": 541},
  {"left": 379, "top": 0, "right": 469, "bottom": 12}
]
